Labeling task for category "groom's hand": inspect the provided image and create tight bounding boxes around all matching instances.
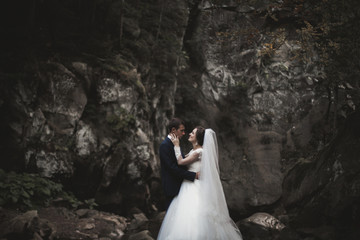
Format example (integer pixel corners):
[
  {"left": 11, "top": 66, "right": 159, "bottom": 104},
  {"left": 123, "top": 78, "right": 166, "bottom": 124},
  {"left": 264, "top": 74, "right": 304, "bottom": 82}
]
[{"left": 195, "top": 172, "right": 200, "bottom": 179}]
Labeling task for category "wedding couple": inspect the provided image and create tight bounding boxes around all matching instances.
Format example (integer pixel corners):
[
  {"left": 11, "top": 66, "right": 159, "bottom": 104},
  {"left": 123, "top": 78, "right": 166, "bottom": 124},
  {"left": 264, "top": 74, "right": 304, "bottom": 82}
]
[{"left": 157, "top": 118, "right": 242, "bottom": 240}]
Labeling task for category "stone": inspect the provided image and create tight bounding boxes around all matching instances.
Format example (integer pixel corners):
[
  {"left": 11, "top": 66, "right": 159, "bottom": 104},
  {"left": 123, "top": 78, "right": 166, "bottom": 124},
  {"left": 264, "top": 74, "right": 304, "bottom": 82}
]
[
  {"left": 0, "top": 210, "right": 55, "bottom": 240},
  {"left": 33, "top": 232, "right": 43, "bottom": 240},
  {"left": 77, "top": 219, "right": 96, "bottom": 230},
  {"left": 76, "top": 121, "right": 97, "bottom": 156},
  {"left": 128, "top": 230, "right": 154, "bottom": 240},
  {"left": 6, "top": 210, "right": 38, "bottom": 236},
  {"left": 33, "top": 150, "right": 74, "bottom": 178},
  {"left": 128, "top": 213, "right": 149, "bottom": 231},
  {"left": 97, "top": 77, "right": 137, "bottom": 111},
  {"left": 243, "top": 212, "right": 285, "bottom": 230},
  {"left": 38, "top": 63, "right": 87, "bottom": 129},
  {"left": 176, "top": 0, "right": 327, "bottom": 212},
  {"left": 76, "top": 209, "right": 100, "bottom": 218}
]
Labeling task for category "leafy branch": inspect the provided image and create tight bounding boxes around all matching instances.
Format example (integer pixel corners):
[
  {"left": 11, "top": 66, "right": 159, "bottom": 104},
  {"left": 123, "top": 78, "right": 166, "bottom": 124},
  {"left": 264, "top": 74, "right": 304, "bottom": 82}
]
[{"left": 0, "top": 169, "right": 97, "bottom": 210}]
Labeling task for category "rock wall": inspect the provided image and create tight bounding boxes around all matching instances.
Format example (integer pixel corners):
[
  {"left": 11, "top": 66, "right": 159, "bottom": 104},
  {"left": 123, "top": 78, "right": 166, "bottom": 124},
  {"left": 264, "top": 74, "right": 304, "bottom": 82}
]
[
  {"left": 0, "top": 0, "right": 191, "bottom": 213},
  {"left": 175, "top": 0, "right": 326, "bottom": 213},
  {"left": 1, "top": 1, "right": 359, "bottom": 229},
  {"left": 281, "top": 110, "right": 360, "bottom": 239}
]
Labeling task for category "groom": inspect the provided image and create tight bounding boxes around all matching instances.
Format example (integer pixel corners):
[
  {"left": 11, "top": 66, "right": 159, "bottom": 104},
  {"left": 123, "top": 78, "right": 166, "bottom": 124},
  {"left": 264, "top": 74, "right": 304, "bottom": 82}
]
[{"left": 159, "top": 118, "right": 199, "bottom": 210}]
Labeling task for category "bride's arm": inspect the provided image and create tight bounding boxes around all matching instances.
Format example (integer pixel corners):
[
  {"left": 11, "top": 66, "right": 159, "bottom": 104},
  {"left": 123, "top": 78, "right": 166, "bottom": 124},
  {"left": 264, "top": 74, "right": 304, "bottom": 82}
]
[
  {"left": 174, "top": 146, "right": 200, "bottom": 165},
  {"left": 170, "top": 133, "right": 200, "bottom": 165}
]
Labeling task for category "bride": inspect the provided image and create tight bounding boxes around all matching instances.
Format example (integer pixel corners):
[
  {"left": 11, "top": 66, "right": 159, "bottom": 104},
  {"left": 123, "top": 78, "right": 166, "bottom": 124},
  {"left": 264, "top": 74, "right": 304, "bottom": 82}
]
[{"left": 157, "top": 127, "right": 243, "bottom": 240}]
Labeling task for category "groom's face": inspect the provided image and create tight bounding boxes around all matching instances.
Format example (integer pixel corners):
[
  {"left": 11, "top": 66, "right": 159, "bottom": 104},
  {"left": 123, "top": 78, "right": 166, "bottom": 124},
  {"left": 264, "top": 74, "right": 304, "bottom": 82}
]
[{"left": 173, "top": 124, "right": 186, "bottom": 139}]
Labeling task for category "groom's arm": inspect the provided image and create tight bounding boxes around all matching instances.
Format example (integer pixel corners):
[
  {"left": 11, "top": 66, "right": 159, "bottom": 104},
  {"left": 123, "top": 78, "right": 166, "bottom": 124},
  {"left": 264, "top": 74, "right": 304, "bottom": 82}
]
[{"left": 160, "top": 144, "right": 196, "bottom": 182}]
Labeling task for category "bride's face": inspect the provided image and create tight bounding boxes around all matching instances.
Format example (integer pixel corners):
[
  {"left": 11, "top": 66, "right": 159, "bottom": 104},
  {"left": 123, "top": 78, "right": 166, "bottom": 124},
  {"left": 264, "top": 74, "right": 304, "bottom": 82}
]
[{"left": 188, "top": 128, "right": 198, "bottom": 144}]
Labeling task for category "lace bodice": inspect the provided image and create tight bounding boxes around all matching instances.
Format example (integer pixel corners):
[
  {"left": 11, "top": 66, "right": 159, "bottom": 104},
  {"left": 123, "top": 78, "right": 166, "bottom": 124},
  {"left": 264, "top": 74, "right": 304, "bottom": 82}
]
[{"left": 187, "top": 148, "right": 202, "bottom": 172}]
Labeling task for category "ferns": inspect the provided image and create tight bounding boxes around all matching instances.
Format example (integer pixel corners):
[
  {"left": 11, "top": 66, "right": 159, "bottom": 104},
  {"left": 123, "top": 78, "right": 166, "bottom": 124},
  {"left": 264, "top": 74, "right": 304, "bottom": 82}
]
[{"left": 0, "top": 169, "right": 97, "bottom": 210}]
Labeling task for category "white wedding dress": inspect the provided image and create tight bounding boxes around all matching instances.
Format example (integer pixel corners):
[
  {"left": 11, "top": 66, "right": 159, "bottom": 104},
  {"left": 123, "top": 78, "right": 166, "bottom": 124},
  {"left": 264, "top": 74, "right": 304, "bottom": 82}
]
[{"left": 157, "top": 129, "right": 242, "bottom": 240}]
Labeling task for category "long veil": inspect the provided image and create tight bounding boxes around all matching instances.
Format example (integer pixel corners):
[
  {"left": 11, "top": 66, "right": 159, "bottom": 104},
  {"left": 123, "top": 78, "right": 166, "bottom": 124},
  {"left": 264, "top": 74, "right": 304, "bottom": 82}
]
[{"left": 198, "top": 129, "right": 242, "bottom": 238}]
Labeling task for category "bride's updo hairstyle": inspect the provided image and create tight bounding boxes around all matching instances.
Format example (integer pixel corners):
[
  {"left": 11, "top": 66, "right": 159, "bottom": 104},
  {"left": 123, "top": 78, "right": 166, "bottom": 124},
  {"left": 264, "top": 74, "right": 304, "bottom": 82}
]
[{"left": 195, "top": 126, "right": 206, "bottom": 146}]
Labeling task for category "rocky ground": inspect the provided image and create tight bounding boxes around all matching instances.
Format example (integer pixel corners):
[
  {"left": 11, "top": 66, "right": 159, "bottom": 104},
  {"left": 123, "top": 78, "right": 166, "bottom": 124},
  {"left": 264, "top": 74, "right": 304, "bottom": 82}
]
[
  {"left": 0, "top": 206, "right": 310, "bottom": 240},
  {"left": 0, "top": 206, "right": 160, "bottom": 240}
]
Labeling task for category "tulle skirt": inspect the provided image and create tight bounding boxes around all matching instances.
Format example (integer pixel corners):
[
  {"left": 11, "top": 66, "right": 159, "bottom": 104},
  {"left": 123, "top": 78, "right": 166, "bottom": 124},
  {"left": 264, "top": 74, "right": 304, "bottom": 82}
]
[{"left": 157, "top": 180, "right": 242, "bottom": 240}]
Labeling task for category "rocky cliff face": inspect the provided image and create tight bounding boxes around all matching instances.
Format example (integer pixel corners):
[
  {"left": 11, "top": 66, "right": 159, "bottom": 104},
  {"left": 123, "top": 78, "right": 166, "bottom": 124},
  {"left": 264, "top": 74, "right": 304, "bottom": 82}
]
[
  {"left": 1, "top": 1, "right": 359, "bottom": 238},
  {"left": 281, "top": 110, "right": 360, "bottom": 239},
  {"left": 1, "top": 0, "right": 191, "bottom": 213},
  {"left": 176, "top": 0, "right": 327, "bottom": 212}
]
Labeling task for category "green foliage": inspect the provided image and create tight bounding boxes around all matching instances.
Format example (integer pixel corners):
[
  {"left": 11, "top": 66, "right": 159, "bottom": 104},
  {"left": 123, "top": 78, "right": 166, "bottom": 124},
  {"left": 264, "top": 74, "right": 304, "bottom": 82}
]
[
  {"left": 0, "top": 169, "right": 59, "bottom": 209},
  {"left": 106, "top": 108, "right": 136, "bottom": 134},
  {"left": 0, "top": 169, "right": 96, "bottom": 210},
  {"left": 83, "top": 198, "right": 98, "bottom": 210}
]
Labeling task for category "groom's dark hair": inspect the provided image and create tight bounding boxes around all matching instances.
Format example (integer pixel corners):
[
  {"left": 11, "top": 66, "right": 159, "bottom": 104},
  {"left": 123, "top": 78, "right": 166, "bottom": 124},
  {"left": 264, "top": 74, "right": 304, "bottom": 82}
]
[{"left": 167, "top": 118, "right": 185, "bottom": 133}]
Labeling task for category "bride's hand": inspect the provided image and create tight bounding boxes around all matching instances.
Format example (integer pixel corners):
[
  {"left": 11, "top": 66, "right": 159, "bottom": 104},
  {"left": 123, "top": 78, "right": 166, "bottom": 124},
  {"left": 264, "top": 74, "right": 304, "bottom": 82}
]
[{"left": 170, "top": 133, "right": 180, "bottom": 146}]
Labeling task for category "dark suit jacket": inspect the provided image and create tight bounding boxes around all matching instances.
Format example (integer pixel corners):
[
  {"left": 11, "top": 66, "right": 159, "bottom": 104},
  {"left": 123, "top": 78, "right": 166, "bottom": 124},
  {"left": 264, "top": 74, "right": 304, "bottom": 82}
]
[{"left": 159, "top": 137, "right": 196, "bottom": 197}]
